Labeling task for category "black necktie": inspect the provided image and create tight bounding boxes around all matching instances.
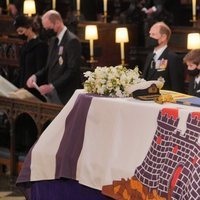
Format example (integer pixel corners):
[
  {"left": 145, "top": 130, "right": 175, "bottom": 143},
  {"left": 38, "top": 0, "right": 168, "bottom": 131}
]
[
  {"left": 51, "top": 38, "right": 59, "bottom": 58},
  {"left": 146, "top": 53, "right": 156, "bottom": 80},
  {"left": 150, "top": 53, "right": 156, "bottom": 69},
  {"left": 54, "top": 37, "right": 59, "bottom": 49}
]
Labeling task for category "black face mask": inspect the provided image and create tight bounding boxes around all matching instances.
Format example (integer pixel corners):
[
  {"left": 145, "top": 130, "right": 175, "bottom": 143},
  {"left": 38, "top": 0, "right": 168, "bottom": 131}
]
[
  {"left": 187, "top": 68, "right": 200, "bottom": 77},
  {"left": 18, "top": 34, "right": 27, "bottom": 41},
  {"left": 44, "top": 29, "right": 57, "bottom": 38},
  {"left": 146, "top": 37, "right": 159, "bottom": 48}
]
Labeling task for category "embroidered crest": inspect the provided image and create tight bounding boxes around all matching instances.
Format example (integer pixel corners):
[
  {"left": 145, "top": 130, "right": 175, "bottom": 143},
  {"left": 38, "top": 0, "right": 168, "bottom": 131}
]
[{"left": 59, "top": 56, "right": 63, "bottom": 65}]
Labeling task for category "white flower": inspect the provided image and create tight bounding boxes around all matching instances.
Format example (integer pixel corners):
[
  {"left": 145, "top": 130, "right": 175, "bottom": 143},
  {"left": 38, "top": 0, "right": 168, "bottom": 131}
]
[
  {"left": 83, "top": 65, "right": 143, "bottom": 97},
  {"left": 84, "top": 71, "right": 92, "bottom": 77}
]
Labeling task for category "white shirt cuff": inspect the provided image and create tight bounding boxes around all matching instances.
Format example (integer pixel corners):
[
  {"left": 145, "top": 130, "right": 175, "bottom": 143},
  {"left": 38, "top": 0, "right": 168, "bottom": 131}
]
[{"left": 152, "top": 6, "right": 157, "bottom": 12}]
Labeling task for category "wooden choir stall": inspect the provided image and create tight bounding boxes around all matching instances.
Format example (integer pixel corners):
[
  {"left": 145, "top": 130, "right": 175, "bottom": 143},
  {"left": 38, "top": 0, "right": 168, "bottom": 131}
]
[{"left": 0, "top": 95, "right": 63, "bottom": 176}]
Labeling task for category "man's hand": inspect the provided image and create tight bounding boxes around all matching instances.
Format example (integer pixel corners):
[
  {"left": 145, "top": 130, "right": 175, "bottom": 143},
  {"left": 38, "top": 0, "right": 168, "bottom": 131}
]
[
  {"left": 146, "top": 6, "right": 157, "bottom": 15},
  {"left": 39, "top": 84, "right": 54, "bottom": 95},
  {"left": 26, "top": 75, "right": 37, "bottom": 88}
]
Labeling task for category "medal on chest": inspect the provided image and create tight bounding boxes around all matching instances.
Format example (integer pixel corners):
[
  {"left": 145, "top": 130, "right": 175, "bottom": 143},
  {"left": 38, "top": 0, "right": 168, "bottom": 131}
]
[
  {"left": 59, "top": 56, "right": 63, "bottom": 65},
  {"left": 58, "top": 46, "right": 64, "bottom": 66}
]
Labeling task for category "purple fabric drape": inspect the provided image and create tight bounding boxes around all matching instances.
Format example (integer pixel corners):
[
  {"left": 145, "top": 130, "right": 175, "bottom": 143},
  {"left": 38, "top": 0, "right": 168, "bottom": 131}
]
[
  {"left": 55, "top": 94, "right": 93, "bottom": 179},
  {"left": 31, "top": 179, "right": 113, "bottom": 200},
  {"left": 16, "top": 93, "right": 95, "bottom": 199}
]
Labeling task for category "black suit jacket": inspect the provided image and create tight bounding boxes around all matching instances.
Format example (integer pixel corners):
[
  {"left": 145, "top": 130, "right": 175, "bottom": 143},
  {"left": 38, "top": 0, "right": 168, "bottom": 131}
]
[
  {"left": 36, "top": 29, "right": 81, "bottom": 104},
  {"left": 142, "top": 47, "right": 185, "bottom": 93},
  {"left": 143, "top": 0, "right": 173, "bottom": 25},
  {"left": 188, "top": 77, "right": 200, "bottom": 98}
]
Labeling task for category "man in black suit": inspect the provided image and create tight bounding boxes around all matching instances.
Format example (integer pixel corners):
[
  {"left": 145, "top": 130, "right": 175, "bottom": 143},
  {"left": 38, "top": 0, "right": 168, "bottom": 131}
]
[
  {"left": 27, "top": 10, "right": 81, "bottom": 105},
  {"left": 35, "top": 0, "right": 51, "bottom": 15},
  {"left": 142, "top": 21, "right": 185, "bottom": 93},
  {"left": 142, "top": 0, "right": 173, "bottom": 24}
]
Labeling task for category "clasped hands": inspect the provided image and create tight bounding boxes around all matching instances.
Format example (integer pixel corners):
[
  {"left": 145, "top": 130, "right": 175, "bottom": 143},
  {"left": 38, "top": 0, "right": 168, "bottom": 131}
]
[
  {"left": 26, "top": 75, "right": 54, "bottom": 95},
  {"left": 141, "top": 6, "right": 157, "bottom": 15}
]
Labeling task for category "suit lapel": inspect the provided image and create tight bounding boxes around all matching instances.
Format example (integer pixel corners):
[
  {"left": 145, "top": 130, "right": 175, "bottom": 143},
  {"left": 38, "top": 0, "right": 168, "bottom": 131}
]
[
  {"left": 143, "top": 53, "right": 153, "bottom": 78},
  {"left": 143, "top": 52, "right": 155, "bottom": 79},
  {"left": 47, "top": 38, "right": 58, "bottom": 68},
  {"left": 51, "top": 46, "right": 59, "bottom": 68},
  {"left": 48, "top": 30, "right": 68, "bottom": 69},
  {"left": 59, "top": 30, "right": 68, "bottom": 47},
  {"left": 157, "top": 48, "right": 168, "bottom": 60}
]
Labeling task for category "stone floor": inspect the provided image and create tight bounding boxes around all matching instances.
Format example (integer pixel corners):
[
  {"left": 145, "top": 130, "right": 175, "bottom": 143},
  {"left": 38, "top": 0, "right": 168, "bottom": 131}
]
[{"left": 0, "top": 174, "right": 25, "bottom": 200}]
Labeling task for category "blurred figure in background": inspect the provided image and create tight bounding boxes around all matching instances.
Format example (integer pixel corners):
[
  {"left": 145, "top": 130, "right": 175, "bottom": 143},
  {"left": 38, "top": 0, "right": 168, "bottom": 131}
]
[
  {"left": 14, "top": 15, "right": 48, "bottom": 101},
  {"left": 120, "top": 0, "right": 145, "bottom": 23},
  {"left": 0, "top": 0, "right": 7, "bottom": 14},
  {"left": 183, "top": 49, "right": 200, "bottom": 97},
  {"left": 141, "top": 0, "right": 173, "bottom": 26},
  {"left": 36, "top": 0, "right": 78, "bottom": 35},
  {"left": 119, "top": 0, "right": 146, "bottom": 46}
]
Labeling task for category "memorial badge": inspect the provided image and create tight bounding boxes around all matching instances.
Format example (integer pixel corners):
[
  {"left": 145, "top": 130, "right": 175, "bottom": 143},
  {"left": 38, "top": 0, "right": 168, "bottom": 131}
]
[{"left": 59, "top": 56, "right": 63, "bottom": 65}]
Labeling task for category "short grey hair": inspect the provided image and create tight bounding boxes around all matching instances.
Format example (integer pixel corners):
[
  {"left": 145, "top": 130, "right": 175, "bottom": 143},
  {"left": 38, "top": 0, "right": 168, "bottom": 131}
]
[{"left": 42, "top": 10, "right": 62, "bottom": 24}]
